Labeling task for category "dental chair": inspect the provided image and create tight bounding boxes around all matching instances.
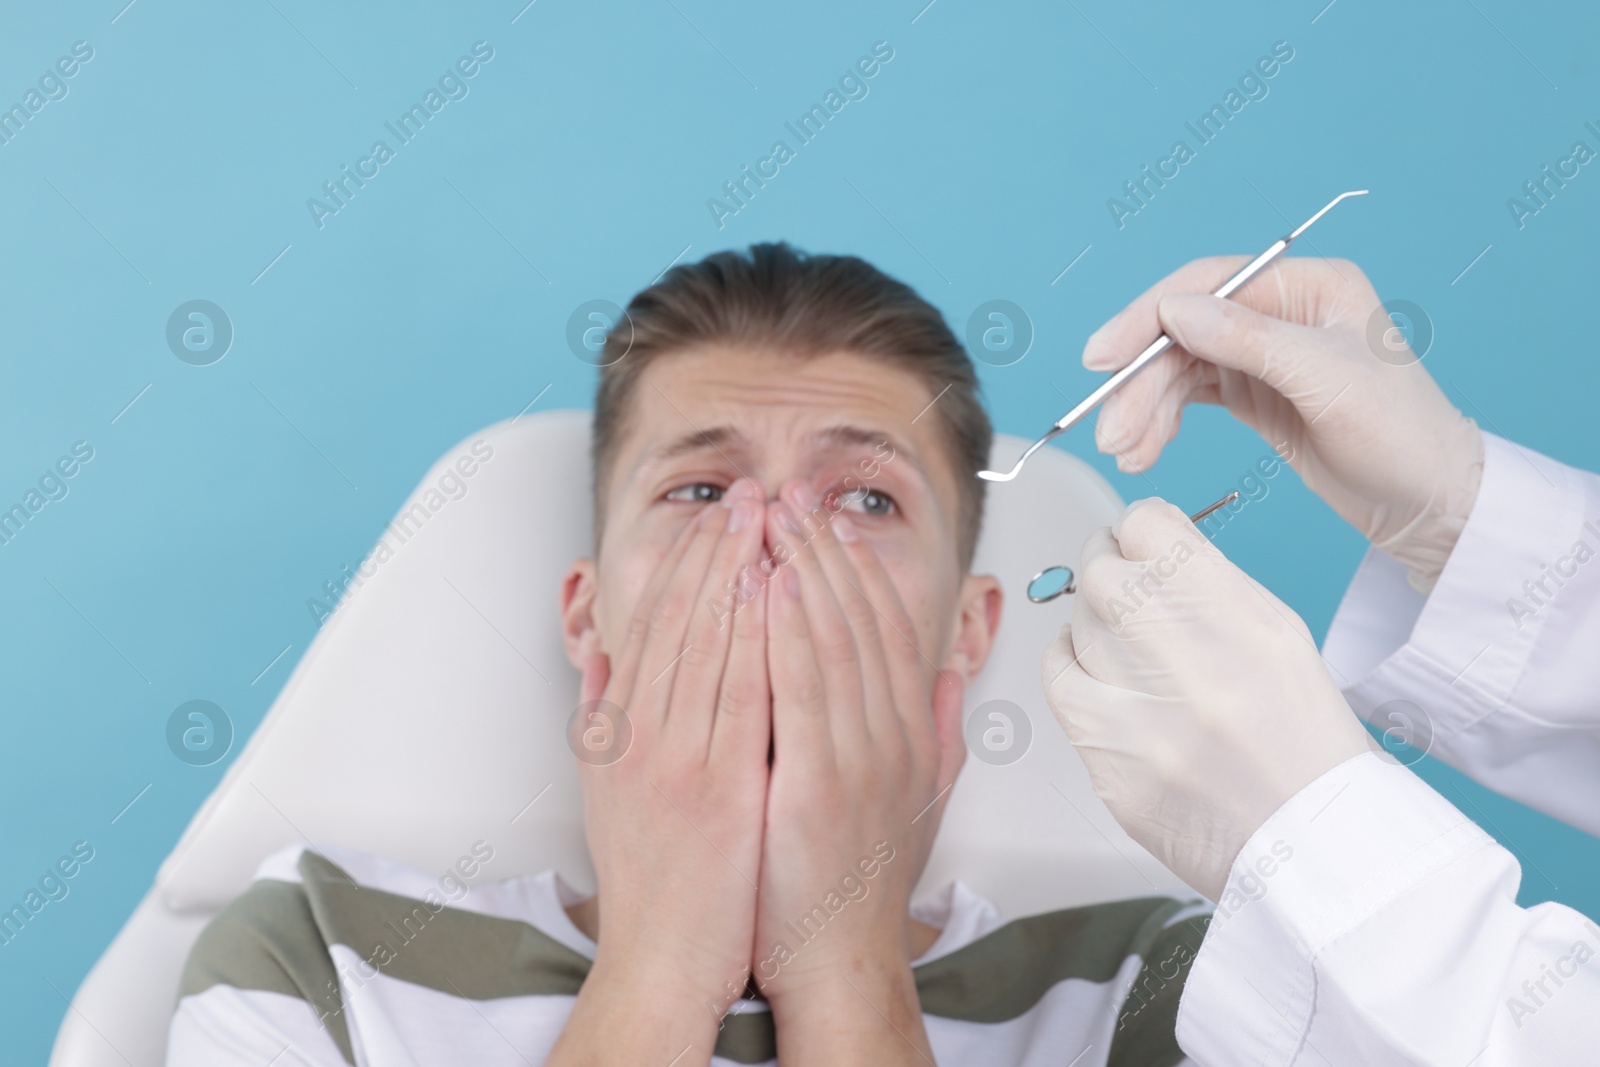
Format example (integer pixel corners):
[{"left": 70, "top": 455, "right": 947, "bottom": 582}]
[{"left": 49, "top": 409, "right": 1186, "bottom": 1067}]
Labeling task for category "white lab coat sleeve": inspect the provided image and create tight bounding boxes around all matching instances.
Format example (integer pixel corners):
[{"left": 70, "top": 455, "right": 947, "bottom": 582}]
[
  {"left": 1320, "top": 431, "right": 1600, "bottom": 836},
  {"left": 1174, "top": 752, "right": 1600, "bottom": 1066}
]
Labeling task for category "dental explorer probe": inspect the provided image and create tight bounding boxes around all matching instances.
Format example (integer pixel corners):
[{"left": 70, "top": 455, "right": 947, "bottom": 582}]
[{"left": 977, "top": 189, "right": 1370, "bottom": 483}]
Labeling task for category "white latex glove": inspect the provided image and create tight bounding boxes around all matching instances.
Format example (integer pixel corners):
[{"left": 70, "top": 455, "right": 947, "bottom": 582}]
[
  {"left": 1085, "top": 256, "right": 1484, "bottom": 591},
  {"left": 1041, "top": 498, "right": 1373, "bottom": 901}
]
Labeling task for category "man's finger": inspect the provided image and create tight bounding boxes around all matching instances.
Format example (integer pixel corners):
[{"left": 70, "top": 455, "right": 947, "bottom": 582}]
[
  {"left": 765, "top": 502, "right": 844, "bottom": 769},
  {"left": 930, "top": 668, "right": 966, "bottom": 801},
  {"left": 666, "top": 480, "right": 767, "bottom": 760},
  {"left": 606, "top": 503, "right": 716, "bottom": 709},
  {"left": 631, "top": 502, "right": 732, "bottom": 727},
  {"left": 768, "top": 499, "right": 867, "bottom": 750},
  {"left": 580, "top": 651, "right": 610, "bottom": 705},
  {"left": 781, "top": 481, "right": 899, "bottom": 748},
  {"left": 709, "top": 566, "right": 770, "bottom": 767},
  {"left": 810, "top": 485, "right": 936, "bottom": 750}
]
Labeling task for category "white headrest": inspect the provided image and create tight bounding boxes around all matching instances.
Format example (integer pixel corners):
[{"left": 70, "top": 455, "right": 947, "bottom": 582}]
[{"left": 156, "top": 410, "right": 1185, "bottom": 918}]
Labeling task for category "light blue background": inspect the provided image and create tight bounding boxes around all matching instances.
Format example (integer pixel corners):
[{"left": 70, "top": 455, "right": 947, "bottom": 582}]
[{"left": 3, "top": 0, "right": 1597, "bottom": 1058}]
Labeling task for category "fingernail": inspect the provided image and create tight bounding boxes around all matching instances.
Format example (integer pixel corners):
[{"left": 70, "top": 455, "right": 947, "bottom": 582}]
[
  {"left": 792, "top": 482, "right": 820, "bottom": 510},
  {"left": 727, "top": 500, "right": 754, "bottom": 533},
  {"left": 1082, "top": 328, "right": 1116, "bottom": 370},
  {"left": 775, "top": 503, "right": 800, "bottom": 535},
  {"left": 832, "top": 512, "right": 859, "bottom": 542}
]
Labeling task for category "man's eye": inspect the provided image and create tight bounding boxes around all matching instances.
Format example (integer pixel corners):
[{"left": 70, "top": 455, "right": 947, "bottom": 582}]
[
  {"left": 837, "top": 487, "right": 896, "bottom": 517},
  {"left": 665, "top": 483, "right": 724, "bottom": 503}
]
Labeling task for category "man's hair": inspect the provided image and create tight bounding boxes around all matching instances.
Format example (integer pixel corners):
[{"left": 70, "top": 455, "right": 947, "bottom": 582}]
[{"left": 591, "top": 242, "right": 992, "bottom": 571}]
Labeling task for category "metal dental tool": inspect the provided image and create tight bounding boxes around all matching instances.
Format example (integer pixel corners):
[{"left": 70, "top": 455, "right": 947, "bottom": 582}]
[
  {"left": 1185, "top": 490, "right": 1242, "bottom": 526},
  {"left": 978, "top": 189, "right": 1369, "bottom": 484},
  {"left": 1026, "top": 491, "right": 1242, "bottom": 604}
]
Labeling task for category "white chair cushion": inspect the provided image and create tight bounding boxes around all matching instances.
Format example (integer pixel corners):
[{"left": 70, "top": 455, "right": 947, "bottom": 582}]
[{"left": 53, "top": 409, "right": 1187, "bottom": 1067}]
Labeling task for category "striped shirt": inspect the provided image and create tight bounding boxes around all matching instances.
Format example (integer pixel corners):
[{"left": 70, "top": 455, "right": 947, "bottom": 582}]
[{"left": 168, "top": 844, "right": 1207, "bottom": 1066}]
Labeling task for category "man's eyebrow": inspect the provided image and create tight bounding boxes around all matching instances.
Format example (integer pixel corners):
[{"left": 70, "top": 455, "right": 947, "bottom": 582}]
[
  {"left": 651, "top": 425, "right": 748, "bottom": 462},
  {"left": 811, "top": 425, "right": 925, "bottom": 478},
  {"left": 643, "top": 423, "right": 926, "bottom": 478}
]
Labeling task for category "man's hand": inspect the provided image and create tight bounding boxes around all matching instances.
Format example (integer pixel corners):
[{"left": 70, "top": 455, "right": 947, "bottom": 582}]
[
  {"left": 752, "top": 479, "right": 965, "bottom": 1066},
  {"left": 1084, "top": 256, "right": 1483, "bottom": 590},
  {"left": 549, "top": 479, "right": 770, "bottom": 1067}
]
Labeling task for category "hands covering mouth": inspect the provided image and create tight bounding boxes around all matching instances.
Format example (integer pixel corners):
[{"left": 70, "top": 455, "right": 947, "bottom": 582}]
[{"left": 555, "top": 477, "right": 962, "bottom": 1067}]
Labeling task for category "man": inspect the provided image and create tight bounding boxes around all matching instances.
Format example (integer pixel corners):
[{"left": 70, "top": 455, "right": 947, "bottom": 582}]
[{"left": 168, "top": 244, "right": 1207, "bottom": 1066}]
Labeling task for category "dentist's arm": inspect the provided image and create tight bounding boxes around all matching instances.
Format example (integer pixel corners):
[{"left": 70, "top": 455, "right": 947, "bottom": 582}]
[
  {"left": 1042, "top": 500, "right": 1600, "bottom": 1066},
  {"left": 1085, "top": 256, "right": 1600, "bottom": 835}
]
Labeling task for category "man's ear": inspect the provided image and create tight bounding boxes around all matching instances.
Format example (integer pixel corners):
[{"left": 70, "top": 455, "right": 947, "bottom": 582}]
[
  {"left": 941, "top": 573, "right": 1002, "bottom": 683},
  {"left": 560, "top": 559, "right": 604, "bottom": 671}
]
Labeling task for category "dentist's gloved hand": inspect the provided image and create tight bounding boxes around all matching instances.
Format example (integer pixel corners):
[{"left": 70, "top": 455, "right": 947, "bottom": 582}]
[
  {"left": 1085, "top": 256, "right": 1484, "bottom": 591},
  {"left": 1041, "top": 498, "right": 1373, "bottom": 901}
]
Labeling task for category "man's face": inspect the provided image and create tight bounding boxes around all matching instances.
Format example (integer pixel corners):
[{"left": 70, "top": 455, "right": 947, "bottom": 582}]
[{"left": 561, "top": 346, "right": 1001, "bottom": 684}]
